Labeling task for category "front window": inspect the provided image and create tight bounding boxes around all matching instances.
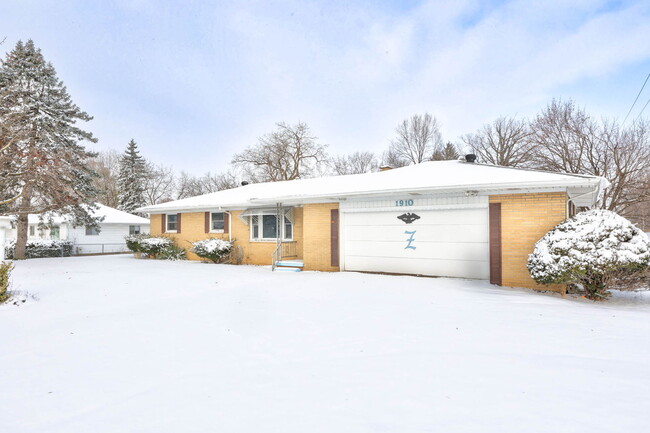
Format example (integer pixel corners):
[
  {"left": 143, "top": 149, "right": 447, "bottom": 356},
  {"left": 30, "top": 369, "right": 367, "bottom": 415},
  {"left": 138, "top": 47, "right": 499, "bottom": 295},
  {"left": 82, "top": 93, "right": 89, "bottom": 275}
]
[
  {"left": 250, "top": 214, "right": 293, "bottom": 241},
  {"left": 85, "top": 226, "right": 100, "bottom": 236},
  {"left": 29, "top": 226, "right": 35, "bottom": 236},
  {"left": 129, "top": 225, "right": 141, "bottom": 235},
  {"left": 50, "top": 226, "right": 60, "bottom": 240},
  {"left": 167, "top": 214, "right": 178, "bottom": 232},
  {"left": 210, "top": 212, "right": 224, "bottom": 231}
]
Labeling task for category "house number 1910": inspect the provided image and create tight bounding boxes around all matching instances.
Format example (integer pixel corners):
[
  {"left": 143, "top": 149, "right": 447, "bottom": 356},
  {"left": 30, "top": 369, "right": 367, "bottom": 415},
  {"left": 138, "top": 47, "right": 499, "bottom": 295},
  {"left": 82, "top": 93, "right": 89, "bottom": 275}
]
[{"left": 395, "top": 199, "right": 414, "bottom": 207}]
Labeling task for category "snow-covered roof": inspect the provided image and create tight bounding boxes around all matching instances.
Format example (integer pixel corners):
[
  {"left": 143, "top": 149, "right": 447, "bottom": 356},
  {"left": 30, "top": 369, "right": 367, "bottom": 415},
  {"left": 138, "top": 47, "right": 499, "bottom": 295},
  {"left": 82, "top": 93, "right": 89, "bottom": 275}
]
[
  {"left": 13, "top": 204, "right": 150, "bottom": 225},
  {"left": 139, "top": 160, "right": 608, "bottom": 213}
]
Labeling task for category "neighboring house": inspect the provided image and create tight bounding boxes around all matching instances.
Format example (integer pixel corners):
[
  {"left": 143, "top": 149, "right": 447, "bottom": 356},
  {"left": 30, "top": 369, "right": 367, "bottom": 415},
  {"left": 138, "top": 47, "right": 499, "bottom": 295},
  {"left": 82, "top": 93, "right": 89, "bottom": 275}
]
[
  {"left": 138, "top": 157, "right": 607, "bottom": 292},
  {"left": 5, "top": 203, "right": 150, "bottom": 255}
]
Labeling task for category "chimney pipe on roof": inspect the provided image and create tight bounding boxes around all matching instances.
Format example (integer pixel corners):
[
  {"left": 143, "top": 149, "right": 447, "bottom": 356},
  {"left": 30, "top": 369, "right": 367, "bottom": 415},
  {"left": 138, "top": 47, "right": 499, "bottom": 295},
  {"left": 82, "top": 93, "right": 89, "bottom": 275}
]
[
  {"left": 464, "top": 154, "right": 477, "bottom": 163},
  {"left": 241, "top": 181, "right": 249, "bottom": 186}
]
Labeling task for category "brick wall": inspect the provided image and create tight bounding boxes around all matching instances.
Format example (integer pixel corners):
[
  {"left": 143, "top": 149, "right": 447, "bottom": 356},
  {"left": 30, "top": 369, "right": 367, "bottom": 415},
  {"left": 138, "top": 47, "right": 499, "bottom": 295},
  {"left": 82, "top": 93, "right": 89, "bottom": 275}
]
[
  {"left": 489, "top": 192, "right": 567, "bottom": 292},
  {"left": 150, "top": 208, "right": 304, "bottom": 265},
  {"left": 302, "top": 203, "right": 339, "bottom": 272}
]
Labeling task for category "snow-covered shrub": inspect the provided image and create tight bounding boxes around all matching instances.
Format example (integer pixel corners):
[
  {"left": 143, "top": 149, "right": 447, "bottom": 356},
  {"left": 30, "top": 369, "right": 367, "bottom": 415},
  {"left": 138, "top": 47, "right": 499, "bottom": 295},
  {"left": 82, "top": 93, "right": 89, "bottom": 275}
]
[
  {"left": 527, "top": 210, "right": 650, "bottom": 300},
  {"left": 191, "top": 238, "right": 233, "bottom": 263},
  {"left": 137, "top": 237, "right": 174, "bottom": 258},
  {"left": 158, "top": 245, "right": 187, "bottom": 261},
  {"left": 5, "top": 239, "right": 74, "bottom": 259},
  {"left": 125, "top": 233, "right": 150, "bottom": 252},
  {"left": 0, "top": 261, "right": 13, "bottom": 304}
]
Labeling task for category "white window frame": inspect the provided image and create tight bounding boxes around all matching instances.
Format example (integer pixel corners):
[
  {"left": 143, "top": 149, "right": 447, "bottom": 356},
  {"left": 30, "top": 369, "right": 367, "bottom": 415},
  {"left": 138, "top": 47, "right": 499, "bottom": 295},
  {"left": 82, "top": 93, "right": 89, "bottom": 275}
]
[
  {"left": 50, "top": 225, "right": 60, "bottom": 240},
  {"left": 209, "top": 212, "right": 225, "bottom": 233},
  {"left": 166, "top": 214, "right": 178, "bottom": 233},
  {"left": 29, "top": 225, "right": 35, "bottom": 236},
  {"left": 250, "top": 214, "right": 293, "bottom": 242},
  {"left": 129, "top": 225, "right": 141, "bottom": 235}
]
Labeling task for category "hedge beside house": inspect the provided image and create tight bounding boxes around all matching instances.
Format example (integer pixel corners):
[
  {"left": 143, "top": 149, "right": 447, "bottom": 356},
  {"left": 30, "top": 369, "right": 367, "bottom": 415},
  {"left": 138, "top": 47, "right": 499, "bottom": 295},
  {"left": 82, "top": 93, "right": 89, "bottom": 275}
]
[{"left": 5, "top": 239, "right": 73, "bottom": 259}]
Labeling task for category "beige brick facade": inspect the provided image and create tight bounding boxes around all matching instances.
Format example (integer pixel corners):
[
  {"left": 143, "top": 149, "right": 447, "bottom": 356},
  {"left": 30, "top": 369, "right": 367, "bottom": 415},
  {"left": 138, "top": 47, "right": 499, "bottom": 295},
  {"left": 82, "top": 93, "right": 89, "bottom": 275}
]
[
  {"left": 489, "top": 192, "right": 567, "bottom": 292},
  {"left": 302, "top": 203, "right": 340, "bottom": 272},
  {"left": 151, "top": 207, "right": 314, "bottom": 267}
]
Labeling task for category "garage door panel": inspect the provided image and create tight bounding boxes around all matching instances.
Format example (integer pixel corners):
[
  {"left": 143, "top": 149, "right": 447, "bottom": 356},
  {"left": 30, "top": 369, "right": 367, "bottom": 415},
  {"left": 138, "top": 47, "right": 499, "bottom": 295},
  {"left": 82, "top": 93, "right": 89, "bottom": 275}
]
[
  {"left": 342, "top": 206, "right": 489, "bottom": 280},
  {"left": 345, "top": 256, "right": 489, "bottom": 279},
  {"left": 345, "top": 240, "right": 488, "bottom": 261},
  {"left": 344, "top": 208, "right": 487, "bottom": 226},
  {"left": 344, "top": 224, "right": 487, "bottom": 243}
]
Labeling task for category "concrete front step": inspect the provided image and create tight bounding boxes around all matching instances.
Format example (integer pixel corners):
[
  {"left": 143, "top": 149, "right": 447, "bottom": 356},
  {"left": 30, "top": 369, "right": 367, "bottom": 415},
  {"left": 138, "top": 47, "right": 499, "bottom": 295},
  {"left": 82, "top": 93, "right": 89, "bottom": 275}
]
[
  {"left": 275, "top": 260, "right": 304, "bottom": 268},
  {"left": 274, "top": 267, "right": 302, "bottom": 272}
]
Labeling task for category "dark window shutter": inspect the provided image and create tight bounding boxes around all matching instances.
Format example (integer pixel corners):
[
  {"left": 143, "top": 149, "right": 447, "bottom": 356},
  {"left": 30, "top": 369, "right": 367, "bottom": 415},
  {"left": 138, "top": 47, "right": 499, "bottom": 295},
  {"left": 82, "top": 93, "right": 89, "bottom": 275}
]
[
  {"left": 205, "top": 212, "right": 210, "bottom": 233},
  {"left": 177, "top": 213, "right": 182, "bottom": 233},
  {"left": 223, "top": 213, "right": 230, "bottom": 234},
  {"left": 161, "top": 214, "right": 166, "bottom": 234}
]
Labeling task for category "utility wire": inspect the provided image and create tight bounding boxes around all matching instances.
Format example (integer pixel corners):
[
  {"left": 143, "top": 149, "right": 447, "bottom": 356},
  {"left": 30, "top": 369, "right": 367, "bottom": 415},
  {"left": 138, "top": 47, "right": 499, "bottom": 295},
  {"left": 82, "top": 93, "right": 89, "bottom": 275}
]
[
  {"left": 635, "top": 96, "right": 650, "bottom": 122},
  {"left": 623, "top": 72, "right": 650, "bottom": 125}
]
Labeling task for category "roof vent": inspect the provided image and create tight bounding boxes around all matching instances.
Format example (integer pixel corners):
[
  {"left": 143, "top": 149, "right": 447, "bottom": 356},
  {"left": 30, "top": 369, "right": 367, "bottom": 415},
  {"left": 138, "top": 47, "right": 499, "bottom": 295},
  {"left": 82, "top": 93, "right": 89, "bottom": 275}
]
[
  {"left": 241, "top": 181, "right": 249, "bottom": 186},
  {"left": 464, "top": 154, "right": 477, "bottom": 163}
]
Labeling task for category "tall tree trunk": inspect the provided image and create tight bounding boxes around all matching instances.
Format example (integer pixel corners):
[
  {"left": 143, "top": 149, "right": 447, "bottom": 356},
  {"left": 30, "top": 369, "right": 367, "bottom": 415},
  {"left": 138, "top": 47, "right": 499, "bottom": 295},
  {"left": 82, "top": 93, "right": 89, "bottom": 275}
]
[
  {"left": 14, "top": 186, "right": 32, "bottom": 260},
  {"left": 15, "top": 213, "right": 28, "bottom": 260}
]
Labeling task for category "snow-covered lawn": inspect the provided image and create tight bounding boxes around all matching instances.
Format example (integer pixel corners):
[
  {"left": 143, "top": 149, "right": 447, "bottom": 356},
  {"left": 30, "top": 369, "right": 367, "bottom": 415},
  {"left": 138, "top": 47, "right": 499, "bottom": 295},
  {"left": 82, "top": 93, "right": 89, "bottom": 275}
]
[{"left": 2, "top": 256, "right": 649, "bottom": 433}]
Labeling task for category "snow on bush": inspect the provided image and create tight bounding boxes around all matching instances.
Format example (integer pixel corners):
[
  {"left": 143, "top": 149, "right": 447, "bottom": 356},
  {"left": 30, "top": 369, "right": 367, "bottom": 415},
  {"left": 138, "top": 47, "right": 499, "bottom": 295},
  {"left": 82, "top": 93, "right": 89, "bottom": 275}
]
[
  {"left": 5, "top": 239, "right": 74, "bottom": 259},
  {"left": 125, "top": 233, "right": 150, "bottom": 253},
  {"left": 191, "top": 238, "right": 233, "bottom": 263},
  {"left": 527, "top": 210, "right": 650, "bottom": 300},
  {"left": 137, "top": 237, "right": 174, "bottom": 257}
]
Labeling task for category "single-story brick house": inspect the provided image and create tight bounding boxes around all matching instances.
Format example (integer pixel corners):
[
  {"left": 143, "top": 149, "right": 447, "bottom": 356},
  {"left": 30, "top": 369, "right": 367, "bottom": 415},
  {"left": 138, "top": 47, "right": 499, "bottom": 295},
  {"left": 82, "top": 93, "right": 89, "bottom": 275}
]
[{"left": 138, "top": 157, "right": 607, "bottom": 291}]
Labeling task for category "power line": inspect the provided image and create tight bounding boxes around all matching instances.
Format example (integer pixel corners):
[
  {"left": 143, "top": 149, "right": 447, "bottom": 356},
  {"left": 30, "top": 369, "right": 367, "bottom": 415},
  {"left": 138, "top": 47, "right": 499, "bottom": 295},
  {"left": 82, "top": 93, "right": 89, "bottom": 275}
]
[
  {"left": 623, "top": 72, "right": 650, "bottom": 125},
  {"left": 635, "top": 96, "right": 650, "bottom": 122}
]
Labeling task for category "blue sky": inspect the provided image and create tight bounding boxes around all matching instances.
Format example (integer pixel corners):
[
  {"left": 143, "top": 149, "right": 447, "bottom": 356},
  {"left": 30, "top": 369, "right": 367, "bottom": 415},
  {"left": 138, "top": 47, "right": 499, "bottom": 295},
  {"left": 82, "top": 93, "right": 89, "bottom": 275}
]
[{"left": 2, "top": 0, "right": 650, "bottom": 173}]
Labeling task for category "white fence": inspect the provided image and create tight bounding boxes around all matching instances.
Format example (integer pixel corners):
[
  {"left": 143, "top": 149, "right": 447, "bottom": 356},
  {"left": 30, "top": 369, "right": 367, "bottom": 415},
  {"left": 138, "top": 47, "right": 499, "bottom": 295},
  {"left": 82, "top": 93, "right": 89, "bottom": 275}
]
[{"left": 74, "top": 243, "right": 131, "bottom": 255}]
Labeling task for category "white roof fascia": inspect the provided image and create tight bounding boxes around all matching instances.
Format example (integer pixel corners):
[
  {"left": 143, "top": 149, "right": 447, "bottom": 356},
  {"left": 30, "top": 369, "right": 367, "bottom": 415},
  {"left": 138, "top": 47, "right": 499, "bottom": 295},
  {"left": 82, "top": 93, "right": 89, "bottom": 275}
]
[{"left": 249, "top": 178, "right": 603, "bottom": 206}]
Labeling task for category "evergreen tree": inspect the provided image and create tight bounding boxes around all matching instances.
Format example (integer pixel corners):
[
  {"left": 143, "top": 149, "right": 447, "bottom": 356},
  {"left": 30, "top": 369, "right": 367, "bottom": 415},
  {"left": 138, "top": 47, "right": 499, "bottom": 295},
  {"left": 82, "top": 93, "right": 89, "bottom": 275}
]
[
  {"left": 117, "top": 139, "right": 146, "bottom": 214},
  {"left": 432, "top": 142, "right": 460, "bottom": 161},
  {"left": 0, "top": 40, "right": 100, "bottom": 259}
]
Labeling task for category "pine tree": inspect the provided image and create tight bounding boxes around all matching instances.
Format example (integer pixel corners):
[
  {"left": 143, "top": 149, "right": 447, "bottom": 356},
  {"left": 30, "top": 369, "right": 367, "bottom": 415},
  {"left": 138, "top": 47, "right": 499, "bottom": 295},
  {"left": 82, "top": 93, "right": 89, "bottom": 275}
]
[
  {"left": 117, "top": 139, "right": 146, "bottom": 214},
  {"left": 432, "top": 142, "right": 460, "bottom": 161},
  {"left": 0, "top": 40, "right": 100, "bottom": 259}
]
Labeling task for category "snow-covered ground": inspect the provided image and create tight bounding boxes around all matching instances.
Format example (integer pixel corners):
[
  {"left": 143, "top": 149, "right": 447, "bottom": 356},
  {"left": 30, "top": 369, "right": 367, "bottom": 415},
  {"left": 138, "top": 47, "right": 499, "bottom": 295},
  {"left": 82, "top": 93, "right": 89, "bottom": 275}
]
[{"left": 1, "top": 256, "right": 649, "bottom": 433}]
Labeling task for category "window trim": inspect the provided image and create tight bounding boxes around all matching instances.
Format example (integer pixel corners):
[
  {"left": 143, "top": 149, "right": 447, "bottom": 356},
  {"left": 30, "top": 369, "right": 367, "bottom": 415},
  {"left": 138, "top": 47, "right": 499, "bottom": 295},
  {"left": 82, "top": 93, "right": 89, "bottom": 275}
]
[
  {"left": 249, "top": 214, "right": 293, "bottom": 242},
  {"left": 166, "top": 214, "right": 178, "bottom": 233},
  {"left": 129, "top": 225, "right": 141, "bottom": 235},
  {"left": 209, "top": 212, "right": 225, "bottom": 233}
]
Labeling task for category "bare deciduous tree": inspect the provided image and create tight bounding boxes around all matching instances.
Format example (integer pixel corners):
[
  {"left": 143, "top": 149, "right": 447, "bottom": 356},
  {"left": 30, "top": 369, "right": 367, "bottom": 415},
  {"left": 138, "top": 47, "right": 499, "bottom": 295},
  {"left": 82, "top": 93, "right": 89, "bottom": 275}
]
[
  {"left": 175, "top": 170, "right": 239, "bottom": 199},
  {"left": 143, "top": 162, "right": 175, "bottom": 205},
  {"left": 461, "top": 116, "right": 534, "bottom": 166},
  {"left": 530, "top": 99, "right": 650, "bottom": 214},
  {"left": 388, "top": 113, "right": 443, "bottom": 165},
  {"left": 232, "top": 122, "right": 327, "bottom": 182},
  {"left": 87, "top": 150, "right": 121, "bottom": 208},
  {"left": 330, "top": 151, "right": 378, "bottom": 175}
]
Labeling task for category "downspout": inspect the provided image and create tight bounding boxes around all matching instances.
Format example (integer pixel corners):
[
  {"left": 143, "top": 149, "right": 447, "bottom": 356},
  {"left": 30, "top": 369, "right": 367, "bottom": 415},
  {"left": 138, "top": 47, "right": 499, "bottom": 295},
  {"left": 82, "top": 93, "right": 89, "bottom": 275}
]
[
  {"left": 224, "top": 211, "right": 232, "bottom": 242},
  {"left": 566, "top": 183, "right": 603, "bottom": 216}
]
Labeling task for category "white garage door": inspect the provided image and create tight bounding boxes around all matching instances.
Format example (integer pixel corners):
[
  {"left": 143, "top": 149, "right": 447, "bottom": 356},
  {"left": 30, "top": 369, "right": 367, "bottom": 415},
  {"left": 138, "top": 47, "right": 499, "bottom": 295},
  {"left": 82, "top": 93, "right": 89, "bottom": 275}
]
[{"left": 342, "top": 207, "right": 489, "bottom": 279}]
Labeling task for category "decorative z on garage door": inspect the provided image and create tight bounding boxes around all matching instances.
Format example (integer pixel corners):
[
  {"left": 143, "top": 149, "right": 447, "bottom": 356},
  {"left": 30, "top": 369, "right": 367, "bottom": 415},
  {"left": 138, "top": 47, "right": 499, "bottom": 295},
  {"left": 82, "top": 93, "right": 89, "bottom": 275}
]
[
  {"left": 397, "top": 213, "right": 420, "bottom": 251},
  {"left": 404, "top": 230, "right": 416, "bottom": 250}
]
